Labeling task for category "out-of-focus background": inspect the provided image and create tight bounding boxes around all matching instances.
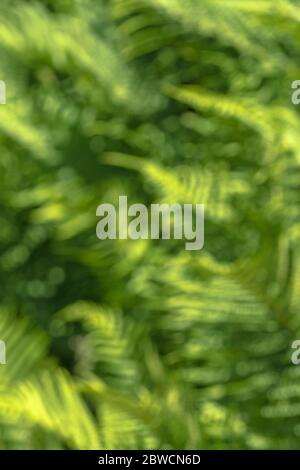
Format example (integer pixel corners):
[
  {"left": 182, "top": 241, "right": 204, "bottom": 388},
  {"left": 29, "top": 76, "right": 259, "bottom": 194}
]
[{"left": 0, "top": 0, "right": 300, "bottom": 450}]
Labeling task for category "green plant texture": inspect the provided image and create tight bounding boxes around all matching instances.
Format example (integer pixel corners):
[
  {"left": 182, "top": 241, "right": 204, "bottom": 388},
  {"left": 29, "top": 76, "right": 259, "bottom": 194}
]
[{"left": 0, "top": 0, "right": 300, "bottom": 450}]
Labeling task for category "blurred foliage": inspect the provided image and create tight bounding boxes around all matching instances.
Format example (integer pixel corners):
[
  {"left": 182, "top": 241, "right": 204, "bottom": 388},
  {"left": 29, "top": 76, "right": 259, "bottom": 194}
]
[{"left": 0, "top": 0, "right": 300, "bottom": 450}]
